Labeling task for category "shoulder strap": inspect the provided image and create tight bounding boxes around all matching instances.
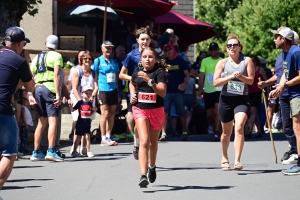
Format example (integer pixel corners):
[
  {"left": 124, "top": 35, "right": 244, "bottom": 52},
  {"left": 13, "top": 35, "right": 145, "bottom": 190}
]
[
  {"left": 91, "top": 69, "right": 95, "bottom": 78},
  {"left": 77, "top": 66, "right": 84, "bottom": 86}
]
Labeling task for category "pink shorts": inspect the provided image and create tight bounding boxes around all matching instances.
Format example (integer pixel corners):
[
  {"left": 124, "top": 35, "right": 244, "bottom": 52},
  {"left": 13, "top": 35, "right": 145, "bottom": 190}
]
[{"left": 132, "top": 106, "right": 165, "bottom": 130}]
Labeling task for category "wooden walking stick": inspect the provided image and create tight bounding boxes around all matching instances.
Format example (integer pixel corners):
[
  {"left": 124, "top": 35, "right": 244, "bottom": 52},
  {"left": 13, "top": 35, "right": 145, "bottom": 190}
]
[{"left": 259, "top": 78, "right": 278, "bottom": 163}]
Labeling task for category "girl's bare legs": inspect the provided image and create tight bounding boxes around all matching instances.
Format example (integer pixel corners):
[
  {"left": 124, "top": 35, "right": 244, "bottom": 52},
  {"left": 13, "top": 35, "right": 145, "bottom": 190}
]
[
  {"left": 234, "top": 112, "right": 248, "bottom": 164},
  {"left": 149, "top": 129, "right": 161, "bottom": 167},
  {"left": 221, "top": 120, "right": 234, "bottom": 163}
]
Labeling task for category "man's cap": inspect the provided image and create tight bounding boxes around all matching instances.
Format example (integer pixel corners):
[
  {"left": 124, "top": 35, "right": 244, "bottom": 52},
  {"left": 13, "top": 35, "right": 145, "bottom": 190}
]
[
  {"left": 4, "top": 26, "right": 30, "bottom": 43},
  {"left": 293, "top": 31, "right": 300, "bottom": 44},
  {"left": 102, "top": 40, "right": 114, "bottom": 47},
  {"left": 209, "top": 42, "right": 219, "bottom": 50},
  {"left": 166, "top": 28, "right": 174, "bottom": 34},
  {"left": 162, "top": 43, "right": 173, "bottom": 50},
  {"left": 82, "top": 86, "right": 93, "bottom": 92},
  {"left": 270, "top": 26, "right": 294, "bottom": 40},
  {"left": 46, "top": 35, "right": 59, "bottom": 49},
  {"left": 259, "top": 58, "right": 267, "bottom": 64}
]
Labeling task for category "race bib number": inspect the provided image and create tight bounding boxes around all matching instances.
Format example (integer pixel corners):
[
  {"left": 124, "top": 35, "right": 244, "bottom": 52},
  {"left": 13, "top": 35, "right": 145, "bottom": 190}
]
[
  {"left": 227, "top": 81, "right": 245, "bottom": 95},
  {"left": 138, "top": 92, "right": 157, "bottom": 103},
  {"left": 80, "top": 110, "right": 91, "bottom": 119},
  {"left": 106, "top": 73, "right": 116, "bottom": 83},
  {"left": 207, "top": 74, "right": 214, "bottom": 82}
]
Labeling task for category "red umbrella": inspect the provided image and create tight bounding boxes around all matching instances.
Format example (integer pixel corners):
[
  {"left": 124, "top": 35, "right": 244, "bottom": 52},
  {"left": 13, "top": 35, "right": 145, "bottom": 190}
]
[{"left": 152, "top": 10, "right": 217, "bottom": 45}]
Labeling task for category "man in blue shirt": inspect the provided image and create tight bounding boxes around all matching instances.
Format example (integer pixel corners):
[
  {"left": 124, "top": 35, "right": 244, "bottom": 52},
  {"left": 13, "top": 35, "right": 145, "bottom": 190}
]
[
  {"left": 269, "top": 27, "right": 300, "bottom": 175},
  {"left": 0, "top": 26, "right": 35, "bottom": 189}
]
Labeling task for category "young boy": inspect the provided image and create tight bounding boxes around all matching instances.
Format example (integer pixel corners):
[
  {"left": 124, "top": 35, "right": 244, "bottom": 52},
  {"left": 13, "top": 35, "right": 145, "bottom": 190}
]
[
  {"left": 70, "top": 86, "right": 97, "bottom": 157},
  {"left": 19, "top": 97, "right": 33, "bottom": 154}
]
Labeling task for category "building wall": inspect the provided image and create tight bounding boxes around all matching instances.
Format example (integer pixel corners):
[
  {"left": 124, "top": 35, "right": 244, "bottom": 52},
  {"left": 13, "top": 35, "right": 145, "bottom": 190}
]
[
  {"left": 20, "top": 0, "right": 54, "bottom": 51},
  {"left": 172, "top": 0, "right": 195, "bottom": 63}
]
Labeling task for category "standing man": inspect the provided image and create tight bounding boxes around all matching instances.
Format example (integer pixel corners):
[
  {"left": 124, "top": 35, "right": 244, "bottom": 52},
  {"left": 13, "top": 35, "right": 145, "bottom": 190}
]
[
  {"left": 0, "top": 26, "right": 35, "bottom": 189},
  {"left": 258, "top": 29, "right": 299, "bottom": 164},
  {"left": 29, "top": 35, "right": 64, "bottom": 162},
  {"left": 198, "top": 42, "right": 223, "bottom": 141},
  {"left": 268, "top": 27, "right": 300, "bottom": 175},
  {"left": 160, "top": 44, "right": 190, "bottom": 141}
]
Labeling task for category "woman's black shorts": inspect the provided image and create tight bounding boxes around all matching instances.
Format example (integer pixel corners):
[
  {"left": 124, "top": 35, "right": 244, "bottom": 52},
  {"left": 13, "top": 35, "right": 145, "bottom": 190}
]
[{"left": 218, "top": 95, "right": 250, "bottom": 123}]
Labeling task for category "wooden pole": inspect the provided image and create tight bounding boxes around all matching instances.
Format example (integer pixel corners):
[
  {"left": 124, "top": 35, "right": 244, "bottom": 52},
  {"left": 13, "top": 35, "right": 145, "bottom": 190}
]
[
  {"left": 259, "top": 77, "right": 278, "bottom": 163},
  {"left": 102, "top": 0, "right": 108, "bottom": 42}
]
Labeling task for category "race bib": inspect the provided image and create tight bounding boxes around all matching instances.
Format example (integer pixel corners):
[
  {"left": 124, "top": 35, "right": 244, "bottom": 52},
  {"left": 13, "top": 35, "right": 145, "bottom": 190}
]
[
  {"left": 227, "top": 81, "right": 245, "bottom": 95},
  {"left": 81, "top": 110, "right": 91, "bottom": 119},
  {"left": 106, "top": 73, "right": 116, "bottom": 83},
  {"left": 138, "top": 92, "right": 157, "bottom": 103},
  {"left": 207, "top": 74, "right": 214, "bottom": 82}
]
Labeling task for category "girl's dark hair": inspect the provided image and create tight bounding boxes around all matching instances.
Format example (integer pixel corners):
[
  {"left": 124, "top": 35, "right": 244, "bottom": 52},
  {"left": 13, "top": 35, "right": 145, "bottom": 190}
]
[
  {"left": 135, "top": 26, "right": 153, "bottom": 39},
  {"left": 249, "top": 54, "right": 261, "bottom": 66},
  {"left": 74, "top": 49, "right": 87, "bottom": 65},
  {"left": 139, "top": 47, "right": 169, "bottom": 71}
]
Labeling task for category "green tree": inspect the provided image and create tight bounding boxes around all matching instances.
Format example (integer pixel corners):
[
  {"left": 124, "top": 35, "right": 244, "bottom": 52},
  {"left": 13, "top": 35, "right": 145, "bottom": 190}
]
[
  {"left": 0, "top": 0, "right": 42, "bottom": 37},
  {"left": 195, "top": 0, "right": 241, "bottom": 55}
]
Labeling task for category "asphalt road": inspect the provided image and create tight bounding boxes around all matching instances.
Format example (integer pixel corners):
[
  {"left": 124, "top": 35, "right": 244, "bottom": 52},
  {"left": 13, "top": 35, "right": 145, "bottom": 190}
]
[{"left": 0, "top": 133, "right": 299, "bottom": 200}]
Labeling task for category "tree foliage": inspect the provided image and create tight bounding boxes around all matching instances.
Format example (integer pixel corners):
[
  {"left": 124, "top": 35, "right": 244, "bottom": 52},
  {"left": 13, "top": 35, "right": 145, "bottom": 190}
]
[
  {"left": 195, "top": 0, "right": 300, "bottom": 66},
  {"left": 0, "top": 0, "right": 42, "bottom": 37}
]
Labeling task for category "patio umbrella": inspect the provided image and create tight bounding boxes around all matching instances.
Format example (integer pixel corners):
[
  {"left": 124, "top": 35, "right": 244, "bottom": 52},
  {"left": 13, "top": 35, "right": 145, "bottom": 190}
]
[
  {"left": 58, "top": 5, "right": 123, "bottom": 29},
  {"left": 152, "top": 10, "right": 217, "bottom": 45}
]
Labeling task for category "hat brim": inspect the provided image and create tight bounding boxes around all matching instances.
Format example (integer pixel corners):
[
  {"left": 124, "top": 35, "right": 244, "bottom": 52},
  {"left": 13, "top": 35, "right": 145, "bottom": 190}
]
[
  {"left": 25, "top": 38, "right": 30, "bottom": 43},
  {"left": 270, "top": 29, "right": 279, "bottom": 34},
  {"left": 102, "top": 45, "right": 114, "bottom": 47}
]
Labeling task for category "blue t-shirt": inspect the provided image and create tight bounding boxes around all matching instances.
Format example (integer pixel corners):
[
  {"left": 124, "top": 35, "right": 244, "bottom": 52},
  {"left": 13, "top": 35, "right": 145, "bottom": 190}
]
[
  {"left": 121, "top": 48, "right": 140, "bottom": 76},
  {"left": 165, "top": 56, "right": 189, "bottom": 93},
  {"left": 0, "top": 47, "right": 32, "bottom": 115},
  {"left": 94, "top": 56, "right": 119, "bottom": 92},
  {"left": 275, "top": 53, "right": 288, "bottom": 98},
  {"left": 283, "top": 45, "right": 300, "bottom": 99}
]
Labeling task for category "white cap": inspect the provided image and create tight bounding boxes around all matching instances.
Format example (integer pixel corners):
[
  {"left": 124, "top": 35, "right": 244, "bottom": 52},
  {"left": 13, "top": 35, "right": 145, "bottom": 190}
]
[
  {"left": 270, "top": 26, "right": 294, "bottom": 40},
  {"left": 293, "top": 31, "right": 300, "bottom": 44},
  {"left": 46, "top": 35, "right": 59, "bottom": 49},
  {"left": 82, "top": 85, "right": 93, "bottom": 92},
  {"left": 166, "top": 28, "right": 174, "bottom": 34}
]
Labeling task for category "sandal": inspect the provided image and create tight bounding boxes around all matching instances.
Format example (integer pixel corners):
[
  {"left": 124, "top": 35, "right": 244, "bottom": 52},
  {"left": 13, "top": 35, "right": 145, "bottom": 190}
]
[
  {"left": 234, "top": 162, "right": 243, "bottom": 170},
  {"left": 221, "top": 162, "right": 230, "bottom": 171}
]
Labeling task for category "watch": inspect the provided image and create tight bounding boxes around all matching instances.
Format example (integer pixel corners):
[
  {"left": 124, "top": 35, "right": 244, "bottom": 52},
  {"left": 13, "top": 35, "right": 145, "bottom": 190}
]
[
  {"left": 284, "top": 82, "right": 288, "bottom": 88},
  {"left": 148, "top": 79, "right": 155, "bottom": 87}
]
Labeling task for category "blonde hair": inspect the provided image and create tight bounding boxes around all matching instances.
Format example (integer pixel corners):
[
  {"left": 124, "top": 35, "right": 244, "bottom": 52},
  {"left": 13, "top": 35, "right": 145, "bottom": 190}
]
[{"left": 227, "top": 33, "right": 240, "bottom": 44}]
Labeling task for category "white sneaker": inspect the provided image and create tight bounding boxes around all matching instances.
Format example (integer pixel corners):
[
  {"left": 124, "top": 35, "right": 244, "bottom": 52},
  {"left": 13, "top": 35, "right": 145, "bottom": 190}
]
[
  {"left": 80, "top": 148, "right": 87, "bottom": 156},
  {"left": 87, "top": 152, "right": 94, "bottom": 157},
  {"left": 100, "top": 138, "right": 116, "bottom": 146},
  {"left": 71, "top": 151, "right": 82, "bottom": 157},
  {"left": 282, "top": 154, "right": 298, "bottom": 165}
]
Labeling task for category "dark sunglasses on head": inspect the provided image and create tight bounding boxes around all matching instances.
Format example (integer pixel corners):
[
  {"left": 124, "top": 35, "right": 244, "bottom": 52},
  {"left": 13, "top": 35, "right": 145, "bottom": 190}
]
[
  {"left": 226, "top": 43, "right": 239, "bottom": 49},
  {"left": 83, "top": 58, "right": 93, "bottom": 61}
]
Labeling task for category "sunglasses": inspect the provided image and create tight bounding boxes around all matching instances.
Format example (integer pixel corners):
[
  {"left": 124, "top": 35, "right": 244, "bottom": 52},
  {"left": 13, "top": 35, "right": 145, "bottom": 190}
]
[
  {"left": 164, "top": 48, "right": 172, "bottom": 52},
  {"left": 226, "top": 43, "right": 239, "bottom": 49},
  {"left": 83, "top": 58, "right": 93, "bottom": 61},
  {"left": 24, "top": 41, "right": 27, "bottom": 47}
]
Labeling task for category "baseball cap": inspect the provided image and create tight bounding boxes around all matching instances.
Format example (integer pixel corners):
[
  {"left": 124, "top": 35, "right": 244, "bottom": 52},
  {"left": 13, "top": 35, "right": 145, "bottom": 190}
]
[
  {"left": 46, "top": 35, "right": 59, "bottom": 49},
  {"left": 259, "top": 58, "right": 267, "bottom": 64},
  {"left": 270, "top": 26, "right": 294, "bottom": 40},
  {"left": 102, "top": 40, "right": 114, "bottom": 47},
  {"left": 162, "top": 43, "right": 173, "bottom": 51},
  {"left": 293, "top": 31, "right": 300, "bottom": 44},
  {"left": 82, "top": 85, "right": 93, "bottom": 92},
  {"left": 4, "top": 26, "right": 30, "bottom": 43},
  {"left": 209, "top": 42, "right": 219, "bottom": 50},
  {"left": 166, "top": 28, "right": 174, "bottom": 34}
]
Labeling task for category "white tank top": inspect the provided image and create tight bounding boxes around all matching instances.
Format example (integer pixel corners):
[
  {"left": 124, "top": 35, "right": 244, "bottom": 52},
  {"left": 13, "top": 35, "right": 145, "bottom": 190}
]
[
  {"left": 71, "top": 68, "right": 94, "bottom": 98},
  {"left": 22, "top": 106, "right": 33, "bottom": 126}
]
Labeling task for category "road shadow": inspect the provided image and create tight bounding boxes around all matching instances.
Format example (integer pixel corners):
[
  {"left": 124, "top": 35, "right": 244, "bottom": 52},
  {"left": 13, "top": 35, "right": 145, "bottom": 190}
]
[
  {"left": 143, "top": 185, "right": 234, "bottom": 193},
  {"left": 6, "top": 178, "right": 53, "bottom": 183},
  {"left": 13, "top": 166, "right": 44, "bottom": 169},
  {"left": 2, "top": 186, "right": 41, "bottom": 190},
  {"left": 157, "top": 166, "right": 219, "bottom": 172},
  {"left": 64, "top": 156, "right": 126, "bottom": 162},
  {"left": 236, "top": 169, "right": 282, "bottom": 175}
]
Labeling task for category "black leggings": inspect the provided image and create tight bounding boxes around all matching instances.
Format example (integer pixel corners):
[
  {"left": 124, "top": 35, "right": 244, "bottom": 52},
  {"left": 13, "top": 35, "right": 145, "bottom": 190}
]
[{"left": 218, "top": 95, "right": 250, "bottom": 123}]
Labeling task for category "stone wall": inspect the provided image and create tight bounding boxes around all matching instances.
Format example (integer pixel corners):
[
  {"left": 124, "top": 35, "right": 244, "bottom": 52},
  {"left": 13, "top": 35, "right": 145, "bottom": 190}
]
[{"left": 172, "top": 0, "right": 195, "bottom": 63}]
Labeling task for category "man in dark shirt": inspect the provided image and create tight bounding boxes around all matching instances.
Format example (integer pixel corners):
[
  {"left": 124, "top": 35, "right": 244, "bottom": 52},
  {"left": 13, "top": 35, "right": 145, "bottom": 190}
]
[{"left": 0, "top": 26, "right": 35, "bottom": 190}]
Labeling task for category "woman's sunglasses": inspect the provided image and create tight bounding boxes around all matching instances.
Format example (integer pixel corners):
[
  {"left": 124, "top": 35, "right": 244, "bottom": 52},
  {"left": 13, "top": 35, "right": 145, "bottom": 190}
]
[
  {"left": 226, "top": 43, "right": 239, "bottom": 49},
  {"left": 83, "top": 58, "right": 93, "bottom": 61}
]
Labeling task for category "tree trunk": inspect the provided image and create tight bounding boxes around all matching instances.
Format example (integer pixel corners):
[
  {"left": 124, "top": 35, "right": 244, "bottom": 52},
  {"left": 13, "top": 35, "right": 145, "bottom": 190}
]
[{"left": 0, "top": 0, "right": 28, "bottom": 37}]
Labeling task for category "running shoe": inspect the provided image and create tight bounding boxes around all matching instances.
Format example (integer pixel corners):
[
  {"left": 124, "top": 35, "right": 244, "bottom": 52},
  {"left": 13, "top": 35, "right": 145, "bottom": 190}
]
[
  {"left": 111, "top": 136, "right": 120, "bottom": 142},
  {"left": 214, "top": 132, "right": 220, "bottom": 141},
  {"left": 87, "top": 152, "right": 94, "bottom": 157},
  {"left": 148, "top": 166, "right": 157, "bottom": 183},
  {"left": 133, "top": 145, "right": 139, "bottom": 160},
  {"left": 127, "top": 133, "right": 135, "bottom": 139},
  {"left": 281, "top": 151, "right": 291, "bottom": 162},
  {"left": 282, "top": 164, "right": 300, "bottom": 175},
  {"left": 182, "top": 134, "right": 189, "bottom": 141},
  {"left": 30, "top": 151, "right": 45, "bottom": 161},
  {"left": 100, "top": 138, "right": 117, "bottom": 146},
  {"left": 139, "top": 175, "right": 149, "bottom": 187},
  {"left": 159, "top": 136, "right": 167, "bottom": 141},
  {"left": 45, "top": 150, "right": 64, "bottom": 162},
  {"left": 282, "top": 154, "right": 298, "bottom": 165},
  {"left": 71, "top": 151, "right": 82, "bottom": 157},
  {"left": 113, "top": 133, "right": 126, "bottom": 139},
  {"left": 80, "top": 148, "right": 87, "bottom": 156}
]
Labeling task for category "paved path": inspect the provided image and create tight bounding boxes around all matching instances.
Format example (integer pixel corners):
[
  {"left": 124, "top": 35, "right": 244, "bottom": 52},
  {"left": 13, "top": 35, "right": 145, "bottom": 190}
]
[{"left": 1, "top": 133, "right": 298, "bottom": 200}]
